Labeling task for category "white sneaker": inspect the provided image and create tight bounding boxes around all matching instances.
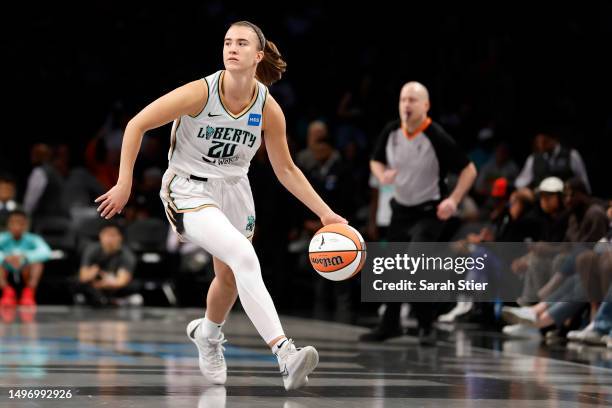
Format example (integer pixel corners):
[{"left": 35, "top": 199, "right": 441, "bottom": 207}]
[
  {"left": 582, "top": 330, "right": 607, "bottom": 346},
  {"left": 501, "top": 306, "right": 537, "bottom": 326},
  {"left": 438, "top": 302, "right": 473, "bottom": 323},
  {"left": 603, "top": 335, "right": 612, "bottom": 349},
  {"left": 502, "top": 324, "right": 541, "bottom": 338},
  {"left": 187, "top": 318, "right": 227, "bottom": 385},
  {"left": 567, "top": 322, "right": 594, "bottom": 342},
  {"left": 275, "top": 339, "right": 319, "bottom": 391}
]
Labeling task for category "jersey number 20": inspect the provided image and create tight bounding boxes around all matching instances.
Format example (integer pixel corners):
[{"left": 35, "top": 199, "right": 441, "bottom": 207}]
[{"left": 207, "top": 141, "right": 238, "bottom": 158}]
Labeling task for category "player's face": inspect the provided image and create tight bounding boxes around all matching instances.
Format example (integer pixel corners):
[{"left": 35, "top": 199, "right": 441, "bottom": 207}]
[
  {"left": 399, "top": 87, "right": 429, "bottom": 125},
  {"left": 223, "top": 26, "right": 263, "bottom": 72}
]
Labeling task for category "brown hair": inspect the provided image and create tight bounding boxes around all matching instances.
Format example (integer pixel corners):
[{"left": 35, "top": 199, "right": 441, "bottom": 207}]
[{"left": 231, "top": 21, "right": 287, "bottom": 86}]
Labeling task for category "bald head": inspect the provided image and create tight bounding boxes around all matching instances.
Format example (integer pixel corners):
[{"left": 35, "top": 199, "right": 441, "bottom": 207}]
[
  {"left": 401, "top": 81, "right": 430, "bottom": 102},
  {"left": 399, "top": 81, "right": 431, "bottom": 128}
]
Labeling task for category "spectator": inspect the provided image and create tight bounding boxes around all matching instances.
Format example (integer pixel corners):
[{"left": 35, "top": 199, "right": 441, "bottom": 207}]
[
  {"left": 131, "top": 167, "right": 165, "bottom": 220},
  {"left": 73, "top": 222, "right": 141, "bottom": 307},
  {"left": 475, "top": 143, "right": 519, "bottom": 199},
  {"left": 23, "top": 144, "right": 69, "bottom": 222},
  {"left": 528, "top": 178, "right": 607, "bottom": 302},
  {"left": 564, "top": 178, "right": 608, "bottom": 243},
  {"left": 0, "top": 173, "right": 20, "bottom": 230},
  {"left": 511, "top": 177, "right": 569, "bottom": 305},
  {"left": 501, "top": 184, "right": 610, "bottom": 334},
  {"left": 494, "top": 188, "right": 540, "bottom": 242},
  {"left": 515, "top": 131, "right": 591, "bottom": 192},
  {"left": 295, "top": 120, "right": 331, "bottom": 174},
  {"left": 0, "top": 210, "right": 51, "bottom": 306}
]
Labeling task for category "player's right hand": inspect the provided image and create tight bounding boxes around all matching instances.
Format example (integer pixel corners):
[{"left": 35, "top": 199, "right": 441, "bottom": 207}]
[{"left": 95, "top": 182, "right": 131, "bottom": 219}]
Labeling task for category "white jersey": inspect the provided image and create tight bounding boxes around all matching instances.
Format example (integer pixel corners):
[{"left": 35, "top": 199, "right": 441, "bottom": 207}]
[{"left": 168, "top": 70, "right": 268, "bottom": 179}]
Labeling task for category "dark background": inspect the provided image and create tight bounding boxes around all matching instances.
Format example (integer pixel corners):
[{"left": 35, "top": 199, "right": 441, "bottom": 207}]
[{"left": 2, "top": 2, "right": 611, "bottom": 197}]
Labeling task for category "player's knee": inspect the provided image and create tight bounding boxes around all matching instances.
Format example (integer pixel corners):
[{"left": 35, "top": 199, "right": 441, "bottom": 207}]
[{"left": 229, "top": 247, "right": 259, "bottom": 276}]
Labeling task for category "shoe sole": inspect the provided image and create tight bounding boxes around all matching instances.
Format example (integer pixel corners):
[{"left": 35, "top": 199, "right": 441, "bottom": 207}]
[
  {"left": 583, "top": 336, "right": 606, "bottom": 346},
  {"left": 501, "top": 309, "right": 535, "bottom": 326},
  {"left": 285, "top": 347, "right": 319, "bottom": 390},
  {"left": 186, "top": 318, "right": 227, "bottom": 385}
]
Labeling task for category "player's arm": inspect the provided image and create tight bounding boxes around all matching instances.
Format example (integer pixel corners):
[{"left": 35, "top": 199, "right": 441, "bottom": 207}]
[
  {"left": 263, "top": 96, "right": 347, "bottom": 226},
  {"left": 95, "top": 80, "right": 209, "bottom": 219}
]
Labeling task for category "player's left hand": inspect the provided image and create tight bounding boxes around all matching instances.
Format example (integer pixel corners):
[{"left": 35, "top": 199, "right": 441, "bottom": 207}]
[
  {"left": 320, "top": 211, "right": 348, "bottom": 226},
  {"left": 437, "top": 197, "right": 457, "bottom": 220},
  {"left": 95, "top": 182, "right": 131, "bottom": 219}
]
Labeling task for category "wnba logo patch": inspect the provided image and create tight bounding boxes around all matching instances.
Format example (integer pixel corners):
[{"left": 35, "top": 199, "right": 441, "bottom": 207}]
[{"left": 247, "top": 114, "right": 261, "bottom": 127}]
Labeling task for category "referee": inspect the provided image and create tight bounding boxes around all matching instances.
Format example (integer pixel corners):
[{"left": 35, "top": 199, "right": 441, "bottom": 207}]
[{"left": 362, "top": 82, "right": 477, "bottom": 344}]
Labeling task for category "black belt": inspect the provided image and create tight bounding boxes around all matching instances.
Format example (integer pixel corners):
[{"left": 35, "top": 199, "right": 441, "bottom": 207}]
[{"left": 189, "top": 175, "right": 208, "bottom": 182}]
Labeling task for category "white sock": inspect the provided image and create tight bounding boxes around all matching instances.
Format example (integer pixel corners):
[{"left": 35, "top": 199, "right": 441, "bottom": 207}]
[
  {"left": 198, "top": 316, "right": 224, "bottom": 340},
  {"left": 272, "top": 337, "right": 288, "bottom": 355}
]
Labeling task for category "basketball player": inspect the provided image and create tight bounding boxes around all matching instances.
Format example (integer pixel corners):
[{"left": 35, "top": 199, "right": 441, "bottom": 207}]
[{"left": 94, "top": 21, "right": 347, "bottom": 390}]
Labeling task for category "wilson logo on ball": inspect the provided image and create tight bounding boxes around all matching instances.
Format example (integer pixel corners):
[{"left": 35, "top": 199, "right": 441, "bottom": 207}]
[
  {"left": 309, "top": 255, "right": 344, "bottom": 267},
  {"left": 308, "top": 223, "right": 367, "bottom": 281}
]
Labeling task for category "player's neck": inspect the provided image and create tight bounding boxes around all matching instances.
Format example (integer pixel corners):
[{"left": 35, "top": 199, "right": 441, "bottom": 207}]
[{"left": 222, "top": 70, "right": 256, "bottom": 103}]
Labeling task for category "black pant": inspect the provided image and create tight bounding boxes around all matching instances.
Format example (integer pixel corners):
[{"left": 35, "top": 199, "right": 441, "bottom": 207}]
[
  {"left": 380, "top": 199, "right": 445, "bottom": 331},
  {"left": 71, "top": 279, "right": 140, "bottom": 307}
]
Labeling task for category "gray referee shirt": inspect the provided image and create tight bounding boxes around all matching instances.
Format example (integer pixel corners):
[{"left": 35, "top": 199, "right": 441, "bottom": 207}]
[{"left": 371, "top": 119, "right": 470, "bottom": 207}]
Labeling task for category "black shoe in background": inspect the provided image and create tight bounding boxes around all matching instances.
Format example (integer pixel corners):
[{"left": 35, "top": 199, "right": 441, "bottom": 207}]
[
  {"left": 418, "top": 327, "right": 437, "bottom": 346},
  {"left": 359, "top": 326, "right": 403, "bottom": 342}
]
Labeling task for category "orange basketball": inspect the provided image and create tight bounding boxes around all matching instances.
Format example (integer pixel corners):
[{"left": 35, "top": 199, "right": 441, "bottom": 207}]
[{"left": 309, "top": 223, "right": 367, "bottom": 281}]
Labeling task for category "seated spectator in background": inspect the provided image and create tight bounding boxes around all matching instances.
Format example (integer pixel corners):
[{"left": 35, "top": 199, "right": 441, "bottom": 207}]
[
  {"left": 564, "top": 178, "right": 608, "bottom": 243},
  {"left": 494, "top": 188, "right": 540, "bottom": 242},
  {"left": 297, "top": 129, "right": 352, "bottom": 232},
  {"left": 527, "top": 178, "right": 608, "bottom": 301},
  {"left": 62, "top": 147, "right": 105, "bottom": 217},
  {"left": 0, "top": 210, "right": 51, "bottom": 306},
  {"left": 0, "top": 173, "right": 20, "bottom": 230},
  {"left": 296, "top": 120, "right": 331, "bottom": 174},
  {"left": 502, "top": 185, "right": 610, "bottom": 335},
  {"left": 131, "top": 167, "right": 165, "bottom": 220},
  {"left": 515, "top": 131, "right": 591, "bottom": 192},
  {"left": 73, "top": 222, "right": 141, "bottom": 307},
  {"left": 480, "top": 177, "right": 511, "bottom": 221},
  {"left": 475, "top": 143, "right": 519, "bottom": 201},
  {"left": 23, "top": 144, "right": 70, "bottom": 222},
  {"left": 510, "top": 177, "right": 569, "bottom": 305}
]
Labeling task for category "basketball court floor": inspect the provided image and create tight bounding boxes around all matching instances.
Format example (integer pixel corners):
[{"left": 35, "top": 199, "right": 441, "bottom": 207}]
[{"left": 1, "top": 306, "right": 611, "bottom": 407}]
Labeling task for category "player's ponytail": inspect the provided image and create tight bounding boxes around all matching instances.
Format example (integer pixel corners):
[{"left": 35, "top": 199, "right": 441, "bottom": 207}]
[
  {"left": 231, "top": 21, "right": 287, "bottom": 86},
  {"left": 257, "top": 40, "right": 286, "bottom": 86}
]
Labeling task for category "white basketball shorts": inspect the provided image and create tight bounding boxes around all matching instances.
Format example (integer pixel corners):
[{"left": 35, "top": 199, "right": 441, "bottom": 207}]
[{"left": 159, "top": 169, "right": 256, "bottom": 240}]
